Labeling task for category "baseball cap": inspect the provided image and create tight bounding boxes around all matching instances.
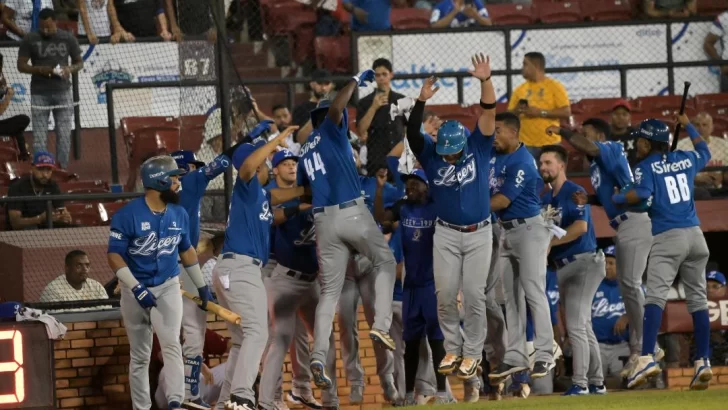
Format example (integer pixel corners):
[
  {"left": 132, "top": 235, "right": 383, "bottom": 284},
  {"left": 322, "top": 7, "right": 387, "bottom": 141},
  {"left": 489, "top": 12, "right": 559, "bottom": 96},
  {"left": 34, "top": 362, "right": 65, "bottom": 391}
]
[
  {"left": 311, "top": 68, "right": 331, "bottom": 84},
  {"left": 706, "top": 271, "right": 726, "bottom": 286},
  {"left": 612, "top": 99, "right": 631, "bottom": 112},
  {"left": 401, "top": 169, "right": 428, "bottom": 186},
  {"left": 0, "top": 301, "right": 21, "bottom": 320},
  {"left": 33, "top": 151, "right": 56, "bottom": 168},
  {"left": 272, "top": 149, "right": 298, "bottom": 168},
  {"left": 603, "top": 245, "right": 616, "bottom": 258},
  {"left": 232, "top": 143, "right": 257, "bottom": 170}
]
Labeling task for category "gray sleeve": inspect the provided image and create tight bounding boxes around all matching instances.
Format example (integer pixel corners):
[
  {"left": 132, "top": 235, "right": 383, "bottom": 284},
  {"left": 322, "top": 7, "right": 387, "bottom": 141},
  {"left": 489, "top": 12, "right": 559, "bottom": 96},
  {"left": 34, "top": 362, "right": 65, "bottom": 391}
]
[{"left": 68, "top": 35, "right": 82, "bottom": 61}]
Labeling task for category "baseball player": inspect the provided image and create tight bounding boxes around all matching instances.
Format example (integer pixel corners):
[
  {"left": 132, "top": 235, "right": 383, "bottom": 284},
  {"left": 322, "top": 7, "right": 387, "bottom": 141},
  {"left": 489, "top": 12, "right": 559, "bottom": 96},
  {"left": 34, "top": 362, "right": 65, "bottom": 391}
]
[
  {"left": 296, "top": 69, "right": 398, "bottom": 389},
  {"left": 258, "top": 149, "right": 339, "bottom": 410},
  {"left": 487, "top": 111, "right": 554, "bottom": 381},
  {"left": 546, "top": 119, "right": 653, "bottom": 376},
  {"left": 405, "top": 53, "right": 495, "bottom": 379},
  {"left": 107, "top": 155, "right": 211, "bottom": 410},
  {"left": 538, "top": 144, "right": 605, "bottom": 396},
  {"left": 212, "top": 126, "right": 300, "bottom": 410},
  {"left": 620, "top": 117, "right": 712, "bottom": 390}
]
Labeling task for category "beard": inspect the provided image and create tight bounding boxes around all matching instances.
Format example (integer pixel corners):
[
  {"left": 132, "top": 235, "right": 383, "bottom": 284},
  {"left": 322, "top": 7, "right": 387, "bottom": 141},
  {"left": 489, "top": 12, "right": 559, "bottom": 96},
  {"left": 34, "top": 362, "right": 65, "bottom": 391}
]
[
  {"left": 541, "top": 174, "right": 556, "bottom": 184},
  {"left": 313, "top": 90, "right": 328, "bottom": 99},
  {"left": 160, "top": 189, "right": 180, "bottom": 205}
]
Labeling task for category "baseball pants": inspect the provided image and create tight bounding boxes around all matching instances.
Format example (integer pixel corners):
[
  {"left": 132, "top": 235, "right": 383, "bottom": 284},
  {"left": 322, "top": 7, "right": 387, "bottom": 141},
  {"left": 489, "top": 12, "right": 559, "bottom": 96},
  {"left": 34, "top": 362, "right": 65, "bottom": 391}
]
[
  {"left": 614, "top": 213, "right": 652, "bottom": 356},
  {"left": 644, "top": 226, "right": 710, "bottom": 312},
  {"left": 501, "top": 216, "right": 554, "bottom": 368},
  {"left": 260, "top": 264, "right": 338, "bottom": 409},
  {"left": 213, "top": 253, "right": 268, "bottom": 407},
  {"left": 338, "top": 255, "right": 395, "bottom": 388},
  {"left": 599, "top": 342, "right": 631, "bottom": 377},
  {"left": 312, "top": 198, "right": 396, "bottom": 365},
  {"left": 156, "top": 362, "right": 227, "bottom": 409},
  {"left": 179, "top": 265, "right": 208, "bottom": 401},
  {"left": 557, "top": 251, "right": 606, "bottom": 388},
  {"left": 121, "top": 276, "right": 184, "bottom": 410},
  {"left": 484, "top": 225, "right": 507, "bottom": 366},
  {"left": 433, "top": 221, "right": 492, "bottom": 358},
  {"left": 527, "top": 342, "right": 554, "bottom": 395}
]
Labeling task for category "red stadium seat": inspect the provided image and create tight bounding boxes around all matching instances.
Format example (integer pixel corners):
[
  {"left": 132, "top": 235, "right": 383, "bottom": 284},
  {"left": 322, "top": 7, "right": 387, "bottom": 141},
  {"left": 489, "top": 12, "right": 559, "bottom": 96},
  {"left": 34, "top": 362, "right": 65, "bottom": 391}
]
[
  {"left": 264, "top": 1, "right": 307, "bottom": 36},
  {"left": 0, "top": 171, "right": 10, "bottom": 186},
  {"left": 537, "top": 1, "right": 583, "bottom": 24},
  {"left": 697, "top": 2, "right": 726, "bottom": 16},
  {"left": 693, "top": 93, "right": 728, "bottom": 111},
  {"left": 487, "top": 4, "right": 534, "bottom": 25},
  {"left": 0, "top": 136, "right": 19, "bottom": 153},
  {"left": 99, "top": 201, "right": 129, "bottom": 224},
  {"left": 179, "top": 115, "right": 206, "bottom": 152},
  {"left": 587, "top": 0, "right": 633, "bottom": 22},
  {"left": 633, "top": 95, "right": 690, "bottom": 112},
  {"left": 60, "top": 180, "right": 110, "bottom": 194},
  {"left": 288, "top": 13, "right": 318, "bottom": 64},
  {"left": 120, "top": 116, "right": 178, "bottom": 140},
  {"left": 391, "top": 8, "right": 431, "bottom": 30},
  {"left": 0, "top": 147, "right": 18, "bottom": 165},
  {"left": 4, "top": 161, "right": 78, "bottom": 181},
  {"left": 572, "top": 97, "right": 635, "bottom": 114},
  {"left": 125, "top": 128, "right": 182, "bottom": 191},
  {"left": 314, "top": 36, "right": 351, "bottom": 74},
  {"left": 66, "top": 203, "right": 102, "bottom": 227}
]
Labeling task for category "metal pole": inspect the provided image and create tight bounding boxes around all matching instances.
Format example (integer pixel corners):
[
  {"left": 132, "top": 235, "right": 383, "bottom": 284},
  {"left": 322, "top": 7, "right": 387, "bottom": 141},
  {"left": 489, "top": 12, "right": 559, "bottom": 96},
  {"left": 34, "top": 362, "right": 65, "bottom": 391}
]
[
  {"left": 214, "top": 0, "right": 233, "bottom": 219},
  {"left": 504, "top": 30, "right": 513, "bottom": 98},
  {"left": 46, "top": 199, "right": 53, "bottom": 229},
  {"left": 72, "top": 73, "right": 81, "bottom": 160},
  {"left": 106, "top": 84, "right": 119, "bottom": 185},
  {"left": 619, "top": 69, "right": 628, "bottom": 98},
  {"left": 666, "top": 24, "right": 675, "bottom": 95},
  {"left": 456, "top": 77, "right": 464, "bottom": 105}
]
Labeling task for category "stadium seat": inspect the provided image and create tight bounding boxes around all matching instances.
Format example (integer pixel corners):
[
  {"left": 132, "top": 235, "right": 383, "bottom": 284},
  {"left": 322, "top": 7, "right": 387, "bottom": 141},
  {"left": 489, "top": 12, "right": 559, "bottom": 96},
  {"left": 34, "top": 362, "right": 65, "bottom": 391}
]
[
  {"left": 314, "top": 36, "right": 351, "bottom": 74},
  {"left": 0, "top": 185, "right": 7, "bottom": 197},
  {"left": 289, "top": 14, "right": 318, "bottom": 65},
  {"left": 99, "top": 201, "right": 128, "bottom": 224},
  {"left": 264, "top": 1, "right": 308, "bottom": 36},
  {"left": 66, "top": 203, "right": 102, "bottom": 227},
  {"left": 391, "top": 8, "right": 431, "bottom": 30},
  {"left": 572, "top": 97, "right": 635, "bottom": 114},
  {"left": 693, "top": 93, "right": 728, "bottom": 111},
  {"left": 634, "top": 95, "right": 690, "bottom": 112},
  {"left": 0, "top": 171, "right": 10, "bottom": 186},
  {"left": 0, "top": 136, "right": 18, "bottom": 153},
  {"left": 0, "top": 147, "right": 18, "bottom": 165},
  {"left": 56, "top": 20, "right": 78, "bottom": 35},
  {"left": 697, "top": 2, "right": 726, "bottom": 16},
  {"left": 537, "top": 1, "right": 583, "bottom": 23},
  {"left": 487, "top": 4, "right": 534, "bottom": 25},
  {"left": 60, "top": 180, "right": 110, "bottom": 194},
  {"left": 179, "top": 115, "right": 206, "bottom": 152},
  {"left": 120, "top": 116, "right": 178, "bottom": 140},
  {"left": 587, "top": 0, "right": 633, "bottom": 21},
  {"left": 4, "top": 162, "right": 78, "bottom": 181}
]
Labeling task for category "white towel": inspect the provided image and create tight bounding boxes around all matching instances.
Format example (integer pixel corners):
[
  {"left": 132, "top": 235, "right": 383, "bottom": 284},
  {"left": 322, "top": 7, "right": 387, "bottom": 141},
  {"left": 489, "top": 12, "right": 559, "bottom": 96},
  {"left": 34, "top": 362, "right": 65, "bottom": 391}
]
[
  {"left": 390, "top": 96, "right": 416, "bottom": 121},
  {"left": 16, "top": 307, "right": 68, "bottom": 340}
]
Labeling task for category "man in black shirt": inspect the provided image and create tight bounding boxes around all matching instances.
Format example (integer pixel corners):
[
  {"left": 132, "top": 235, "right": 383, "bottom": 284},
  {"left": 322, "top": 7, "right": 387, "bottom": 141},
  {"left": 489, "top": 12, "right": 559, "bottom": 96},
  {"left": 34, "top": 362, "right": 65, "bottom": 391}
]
[
  {"left": 114, "top": 0, "right": 172, "bottom": 40},
  {"left": 608, "top": 99, "right": 638, "bottom": 166},
  {"left": 6, "top": 151, "right": 71, "bottom": 230},
  {"left": 293, "top": 69, "right": 333, "bottom": 142},
  {"left": 356, "top": 58, "right": 405, "bottom": 175},
  {"left": 165, "top": 0, "right": 215, "bottom": 40}
]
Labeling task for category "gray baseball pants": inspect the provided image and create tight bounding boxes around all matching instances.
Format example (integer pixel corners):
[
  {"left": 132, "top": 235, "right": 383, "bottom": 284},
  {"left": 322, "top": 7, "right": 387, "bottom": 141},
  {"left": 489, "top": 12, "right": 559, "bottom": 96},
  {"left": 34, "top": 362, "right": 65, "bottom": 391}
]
[
  {"left": 599, "top": 342, "right": 631, "bottom": 377},
  {"left": 179, "top": 265, "right": 207, "bottom": 401}
]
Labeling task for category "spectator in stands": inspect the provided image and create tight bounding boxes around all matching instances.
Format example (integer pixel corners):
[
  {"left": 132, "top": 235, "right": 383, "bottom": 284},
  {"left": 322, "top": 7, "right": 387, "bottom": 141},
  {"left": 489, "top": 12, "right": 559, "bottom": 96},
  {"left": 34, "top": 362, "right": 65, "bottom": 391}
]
[
  {"left": 272, "top": 104, "right": 300, "bottom": 155},
  {"left": 342, "top": 0, "right": 407, "bottom": 31},
  {"left": 165, "top": 0, "right": 217, "bottom": 42},
  {"left": 17, "top": 8, "right": 83, "bottom": 169},
  {"left": 704, "top": 10, "right": 728, "bottom": 93},
  {"left": 39, "top": 250, "right": 109, "bottom": 308},
  {"left": 113, "top": 0, "right": 173, "bottom": 40},
  {"left": 6, "top": 151, "right": 72, "bottom": 230},
  {"left": 293, "top": 69, "right": 333, "bottom": 142},
  {"left": 357, "top": 58, "right": 405, "bottom": 175},
  {"left": 707, "top": 271, "right": 726, "bottom": 299},
  {"left": 643, "top": 0, "right": 696, "bottom": 19},
  {"left": 1, "top": 0, "right": 54, "bottom": 41},
  {"left": 609, "top": 100, "right": 639, "bottom": 167},
  {"left": 508, "top": 52, "right": 571, "bottom": 158},
  {"left": 430, "top": 0, "right": 491, "bottom": 28},
  {"left": 78, "top": 0, "right": 135, "bottom": 45},
  {"left": 0, "top": 53, "right": 30, "bottom": 160},
  {"left": 677, "top": 112, "right": 728, "bottom": 190}
]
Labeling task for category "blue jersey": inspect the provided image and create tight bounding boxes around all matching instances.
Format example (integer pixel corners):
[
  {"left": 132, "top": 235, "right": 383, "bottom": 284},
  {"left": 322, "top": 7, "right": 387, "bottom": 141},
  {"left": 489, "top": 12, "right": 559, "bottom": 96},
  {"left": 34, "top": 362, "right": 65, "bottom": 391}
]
[
  {"left": 344, "top": 0, "right": 391, "bottom": 31},
  {"left": 223, "top": 174, "right": 273, "bottom": 264},
  {"left": 179, "top": 154, "right": 229, "bottom": 246},
  {"left": 431, "top": 0, "right": 488, "bottom": 28},
  {"left": 542, "top": 180, "right": 596, "bottom": 260},
  {"left": 265, "top": 180, "right": 318, "bottom": 275},
  {"left": 393, "top": 199, "right": 437, "bottom": 288},
  {"left": 416, "top": 126, "right": 493, "bottom": 225},
  {"left": 359, "top": 175, "right": 401, "bottom": 215},
  {"left": 390, "top": 228, "right": 403, "bottom": 302},
  {"left": 489, "top": 144, "right": 542, "bottom": 221},
  {"left": 298, "top": 111, "right": 362, "bottom": 207},
  {"left": 590, "top": 141, "right": 634, "bottom": 220},
  {"left": 633, "top": 133, "right": 710, "bottom": 235},
  {"left": 591, "top": 279, "right": 628, "bottom": 344},
  {"left": 108, "top": 197, "right": 192, "bottom": 287}
]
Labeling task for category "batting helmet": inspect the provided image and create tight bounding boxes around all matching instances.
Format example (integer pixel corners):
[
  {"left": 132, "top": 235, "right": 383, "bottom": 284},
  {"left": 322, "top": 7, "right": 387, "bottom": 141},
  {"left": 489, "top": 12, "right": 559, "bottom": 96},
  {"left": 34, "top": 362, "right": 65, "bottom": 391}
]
[
  {"left": 436, "top": 120, "right": 469, "bottom": 155},
  {"left": 170, "top": 150, "right": 205, "bottom": 173},
  {"left": 638, "top": 119, "right": 670, "bottom": 143},
  {"left": 141, "top": 155, "right": 184, "bottom": 191}
]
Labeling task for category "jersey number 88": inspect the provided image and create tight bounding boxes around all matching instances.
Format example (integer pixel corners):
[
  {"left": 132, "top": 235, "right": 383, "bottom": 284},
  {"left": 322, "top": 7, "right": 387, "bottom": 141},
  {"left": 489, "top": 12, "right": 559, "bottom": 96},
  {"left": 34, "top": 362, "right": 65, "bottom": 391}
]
[
  {"left": 304, "top": 152, "right": 327, "bottom": 181},
  {"left": 665, "top": 173, "right": 691, "bottom": 204}
]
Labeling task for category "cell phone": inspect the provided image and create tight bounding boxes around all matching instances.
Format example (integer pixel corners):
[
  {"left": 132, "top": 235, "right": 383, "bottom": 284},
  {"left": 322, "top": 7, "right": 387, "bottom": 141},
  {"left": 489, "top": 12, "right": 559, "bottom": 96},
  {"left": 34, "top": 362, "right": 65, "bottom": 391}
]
[
  {"left": 518, "top": 99, "right": 529, "bottom": 107},
  {"left": 375, "top": 88, "right": 385, "bottom": 94}
]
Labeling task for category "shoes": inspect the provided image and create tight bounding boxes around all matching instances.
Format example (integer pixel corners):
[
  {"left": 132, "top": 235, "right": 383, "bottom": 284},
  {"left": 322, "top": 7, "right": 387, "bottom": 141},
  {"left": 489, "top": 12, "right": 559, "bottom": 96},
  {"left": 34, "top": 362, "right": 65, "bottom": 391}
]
[
  {"left": 415, "top": 394, "right": 434, "bottom": 405},
  {"left": 382, "top": 381, "right": 400, "bottom": 404},
  {"left": 272, "top": 400, "right": 289, "bottom": 410},
  {"left": 488, "top": 362, "right": 527, "bottom": 379},
  {"left": 620, "top": 354, "right": 639, "bottom": 378},
  {"left": 588, "top": 384, "right": 607, "bottom": 395},
  {"left": 224, "top": 395, "right": 256, "bottom": 410},
  {"left": 287, "top": 390, "right": 322, "bottom": 410},
  {"left": 437, "top": 353, "right": 462, "bottom": 375},
  {"left": 531, "top": 361, "right": 555, "bottom": 379},
  {"left": 169, "top": 401, "right": 183, "bottom": 410},
  {"left": 655, "top": 346, "right": 665, "bottom": 362},
  {"left": 434, "top": 394, "right": 458, "bottom": 405},
  {"left": 310, "top": 360, "right": 332, "bottom": 389},
  {"left": 182, "top": 398, "right": 211, "bottom": 410},
  {"left": 369, "top": 329, "right": 396, "bottom": 350},
  {"left": 346, "top": 385, "right": 363, "bottom": 405},
  {"left": 689, "top": 358, "right": 713, "bottom": 391},
  {"left": 457, "top": 357, "right": 482, "bottom": 380},
  {"left": 403, "top": 392, "right": 417, "bottom": 407},
  {"left": 563, "top": 384, "right": 589, "bottom": 396},
  {"left": 627, "top": 355, "right": 661, "bottom": 389},
  {"left": 464, "top": 378, "right": 480, "bottom": 403}
]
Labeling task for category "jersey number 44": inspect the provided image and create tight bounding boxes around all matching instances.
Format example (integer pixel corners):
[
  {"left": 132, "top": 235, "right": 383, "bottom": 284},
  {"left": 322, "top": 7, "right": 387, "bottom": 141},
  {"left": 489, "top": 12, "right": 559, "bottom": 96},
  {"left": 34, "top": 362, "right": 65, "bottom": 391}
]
[{"left": 304, "top": 152, "right": 327, "bottom": 181}]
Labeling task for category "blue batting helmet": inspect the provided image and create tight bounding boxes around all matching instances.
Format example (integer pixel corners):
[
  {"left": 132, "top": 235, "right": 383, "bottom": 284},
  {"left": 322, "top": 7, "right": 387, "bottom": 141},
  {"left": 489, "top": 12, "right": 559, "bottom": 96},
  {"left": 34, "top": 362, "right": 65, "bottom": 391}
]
[
  {"left": 141, "top": 155, "right": 184, "bottom": 191},
  {"left": 638, "top": 119, "right": 670, "bottom": 143},
  {"left": 170, "top": 150, "right": 205, "bottom": 173},
  {"left": 436, "top": 120, "right": 468, "bottom": 155}
]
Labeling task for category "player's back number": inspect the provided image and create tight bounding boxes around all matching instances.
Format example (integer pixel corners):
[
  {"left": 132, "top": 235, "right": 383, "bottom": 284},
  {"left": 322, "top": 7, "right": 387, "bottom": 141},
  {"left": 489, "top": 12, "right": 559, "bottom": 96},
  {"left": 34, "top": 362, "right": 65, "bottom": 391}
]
[
  {"left": 664, "top": 173, "right": 690, "bottom": 204},
  {"left": 304, "top": 152, "right": 327, "bottom": 181}
]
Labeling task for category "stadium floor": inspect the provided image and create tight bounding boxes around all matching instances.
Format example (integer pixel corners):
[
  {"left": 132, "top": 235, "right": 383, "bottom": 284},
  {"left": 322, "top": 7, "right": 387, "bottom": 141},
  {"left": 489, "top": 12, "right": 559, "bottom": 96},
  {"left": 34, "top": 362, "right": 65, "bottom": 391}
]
[{"left": 400, "top": 389, "right": 728, "bottom": 409}]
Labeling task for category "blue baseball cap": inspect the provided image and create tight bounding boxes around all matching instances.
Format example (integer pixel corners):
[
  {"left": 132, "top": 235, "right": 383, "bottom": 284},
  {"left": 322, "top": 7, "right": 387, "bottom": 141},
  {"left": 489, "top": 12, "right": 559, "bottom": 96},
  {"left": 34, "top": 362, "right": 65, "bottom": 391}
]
[
  {"left": 232, "top": 143, "right": 257, "bottom": 170},
  {"left": 0, "top": 301, "right": 21, "bottom": 320},
  {"left": 401, "top": 168, "right": 428, "bottom": 186},
  {"left": 33, "top": 151, "right": 56, "bottom": 168},
  {"left": 707, "top": 271, "right": 726, "bottom": 286},
  {"left": 604, "top": 245, "right": 616, "bottom": 258},
  {"left": 272, "top": 149, "right": 298, "bottom": 168}
]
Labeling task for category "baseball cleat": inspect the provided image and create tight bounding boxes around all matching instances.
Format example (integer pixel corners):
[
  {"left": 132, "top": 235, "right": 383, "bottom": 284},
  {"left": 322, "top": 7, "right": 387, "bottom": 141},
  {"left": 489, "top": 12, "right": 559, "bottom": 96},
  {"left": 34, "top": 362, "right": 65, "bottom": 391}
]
[
  {"left": 346, "top": 385, "right": 363, "bottom": 405},
  {"left": 403, "top": 392, "right": 417, "bottom": 407},
  {"left": 457, "top": 357, "right": 482, "bottom": 380},
  {"left": 437, "top": 353, "right": 462, "bottom": 374},
  {"left": 272, "top": 399, "right": 290, "bottom": 410},
  {"left": 224, "top": 396, "right": 256, "bottom": 410},
  {"left": 181, "top": 398, "right": 211, "bottom": 410},
  {"left": 488, "top": 382, "right": 504, "bottom": 400},
  {"left": 287, "top": 390, "right": 322, "bottom": 410},
  {"left": 531, "top": 361, "right": 555, "bottom": 379},
  {"left": 310, "top": 360, "right": 332, "bottom": 389},
  {"left": 464, "top": 378, "right": 481, "bottom": 403},
  {"left": 435, "top": 394, "right": 458, "bottom": 404},
  {"left": 627, "top": 355, "right": 661, "bottom": 389},
  {"left": 655, "top": 346, "right": 665, "bottom": 362},
  {"left": 489, "top": 362, "right": 527, "bottom": 379},
  {"left": 169, "top": 401, "right": 183, "bottom": 410},
  {"left": 689, "top": 358, "right": 712, "bottom": 391},
  {"left": 369, "top": 329, "right": 396, "bottom": 350},
  {"left": 509, "top": 370, "right": 531, "bottom": 399},
  {"left": 382, "top": 381, "right": 400, "bottom": 404},
  {"left": 620, "top": 354, "right": 639, "bottom": 378},
  {"left": 415, "top": 394, "right": 434, "bottom": 405},
  {"left": 588, "top": 384, "right": 607, "bottom": 395},
  {"left": 563, "top": 384, "right": 589, "bottom": 396}
]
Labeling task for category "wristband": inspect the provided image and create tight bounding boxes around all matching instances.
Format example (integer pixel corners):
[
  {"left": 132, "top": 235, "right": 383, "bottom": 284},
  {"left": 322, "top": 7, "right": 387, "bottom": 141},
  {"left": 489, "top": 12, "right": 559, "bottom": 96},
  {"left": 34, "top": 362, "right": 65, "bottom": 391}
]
[
  {"left": 183, "top": 263, "right": 206, "bottom": 288},
  {"left": 480, "top": 76, "right": 491, "bottom": 83},
  {"left": 480, "top": 101, "right": 497, "bottom": 110},
  {"left": 284, "top": 205, "right": 300, "bottom": 219},
  {"left": 115, "top": 266, "right": 140, "bottom": 289}
]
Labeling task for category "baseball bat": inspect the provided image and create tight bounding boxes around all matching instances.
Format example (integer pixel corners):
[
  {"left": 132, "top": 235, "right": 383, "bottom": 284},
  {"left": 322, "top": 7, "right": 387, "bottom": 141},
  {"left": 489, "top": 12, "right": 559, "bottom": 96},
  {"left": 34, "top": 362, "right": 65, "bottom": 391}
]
[
  {"left": 181, "top": 290, "right": 241, "bottom": 325},
  {"left": 670, "top": 81, "right": 691, "bottom": 152}
]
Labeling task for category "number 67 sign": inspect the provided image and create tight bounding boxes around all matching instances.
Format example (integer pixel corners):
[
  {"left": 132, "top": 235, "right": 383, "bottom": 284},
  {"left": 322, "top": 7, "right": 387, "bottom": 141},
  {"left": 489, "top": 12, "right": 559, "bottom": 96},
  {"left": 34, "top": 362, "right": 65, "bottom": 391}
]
[{"left": 0, "top": 322, "right": 55, "bottom": 409}]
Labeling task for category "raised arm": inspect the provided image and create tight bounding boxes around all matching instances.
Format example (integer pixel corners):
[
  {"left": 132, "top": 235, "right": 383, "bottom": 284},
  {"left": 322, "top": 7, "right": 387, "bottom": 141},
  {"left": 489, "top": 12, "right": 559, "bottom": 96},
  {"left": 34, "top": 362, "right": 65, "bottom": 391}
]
[
  {"left": 327, "top": 69, "right": 374, "bottom": 127},
  {"left": 407, "top": 76, "right": 440, "bottom": 155},
  {"left": 546, "top": 126, "right": 600, "bottom": 157},
  {"left": 238, "top": 126, "right": 298, "bottom": 181},
  {"left": 468, "top": 53, "right": 496, "bottom": 136}
]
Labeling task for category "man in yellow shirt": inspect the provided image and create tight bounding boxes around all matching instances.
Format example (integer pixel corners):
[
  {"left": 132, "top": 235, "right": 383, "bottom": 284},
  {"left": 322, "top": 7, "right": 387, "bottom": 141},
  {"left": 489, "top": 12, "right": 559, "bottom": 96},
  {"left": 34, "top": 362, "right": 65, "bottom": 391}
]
[{"left": 508, "top": 52, "right": 571, "bottom": 158}]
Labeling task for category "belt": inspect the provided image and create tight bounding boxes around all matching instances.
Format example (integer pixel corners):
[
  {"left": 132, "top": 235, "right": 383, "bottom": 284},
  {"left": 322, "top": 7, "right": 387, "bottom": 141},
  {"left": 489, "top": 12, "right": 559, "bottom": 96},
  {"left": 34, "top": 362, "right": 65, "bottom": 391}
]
[
  {"left": 285, "top": 269, "right": 317, "bottom": 282},
  {"left": 437, "top": 219, "right": 489, "bottom": 233},
  {"left": 551, "top": 251, "right": 596, "bottom": 270},
  {"left": 609, "top": 213, "right": 629, "bottom": 230},
  {"left": 501, "top": 218, "right": 526, "bottom": 231},
  {"left": 222, "top": 253, "right": 261, "bottom": 266},
  {"left": 312, "top": 199, "right": 358, "bottom": 215}
]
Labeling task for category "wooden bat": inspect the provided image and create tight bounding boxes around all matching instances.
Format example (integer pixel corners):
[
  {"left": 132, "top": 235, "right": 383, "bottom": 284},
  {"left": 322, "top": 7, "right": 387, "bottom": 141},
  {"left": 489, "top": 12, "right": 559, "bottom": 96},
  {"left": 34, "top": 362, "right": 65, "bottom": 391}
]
[
  {"left": 670, "top": 81, "right": 691, "bottom": 152},
  {"left": 181, "top": 290, "right": 241, "bottom": 325}
]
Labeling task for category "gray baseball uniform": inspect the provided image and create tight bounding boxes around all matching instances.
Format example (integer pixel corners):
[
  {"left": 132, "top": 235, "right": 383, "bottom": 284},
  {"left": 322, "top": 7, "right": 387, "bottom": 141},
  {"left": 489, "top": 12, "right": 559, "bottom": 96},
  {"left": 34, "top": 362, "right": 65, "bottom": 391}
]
[
  {"left": 558, "top": 251, "right": 606, "bottom": 387},
  {"left": 501, "top": 215, "right": 554, "bottom": 368},
  {"left": 121, "top": 277, "right": 184, "bottom": 410},
  {"left": 599, "top": 342, "right": 631, "bottom": 377},
  {"left": 179, "top": 265, "right": 208, "bottom": 401},
  {"left": 484, "top": 225, "right": 507, "bottom": 365},
  {"left": 613, "top": 212, "right": 652, "bottom": 356}
]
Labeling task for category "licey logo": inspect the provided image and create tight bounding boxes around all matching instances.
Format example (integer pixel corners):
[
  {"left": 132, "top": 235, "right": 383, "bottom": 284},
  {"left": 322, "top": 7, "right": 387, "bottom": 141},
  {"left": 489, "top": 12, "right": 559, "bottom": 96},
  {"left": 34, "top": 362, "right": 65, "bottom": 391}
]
[{"left": 92, "top": 60, "right": 134, "bottom": 104}]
